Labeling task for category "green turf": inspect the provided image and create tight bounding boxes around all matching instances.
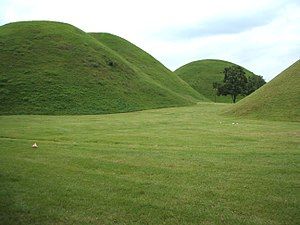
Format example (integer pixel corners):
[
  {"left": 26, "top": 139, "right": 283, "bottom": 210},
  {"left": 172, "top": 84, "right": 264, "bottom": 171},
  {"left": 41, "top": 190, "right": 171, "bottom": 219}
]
[
  {"left": 225, "top": 60, "right": 300, "bottom": 121},
  {"left": 0, "top": 103, "right": 299, "bottom": 225},
  {"left": 175, "top": 59, "right": 258, "bottom": 103},
  {"left": 0, "top": 21, "right": 203, "bottom": 115}
]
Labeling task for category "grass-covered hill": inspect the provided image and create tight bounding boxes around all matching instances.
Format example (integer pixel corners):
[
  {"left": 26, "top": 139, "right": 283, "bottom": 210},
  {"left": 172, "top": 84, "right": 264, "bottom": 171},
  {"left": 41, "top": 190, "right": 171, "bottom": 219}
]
[
  {"left": 0, "top": 21, "right": 204, "bottom": 115},
  {"left": 90, "top": 33, "right": 207, "bottom": 102},
  {"left": 175, "top": 59, "right": 257, "bottom": 103},
  {"left": 224, "top": 60, "right": 300, "bottom": 121}
]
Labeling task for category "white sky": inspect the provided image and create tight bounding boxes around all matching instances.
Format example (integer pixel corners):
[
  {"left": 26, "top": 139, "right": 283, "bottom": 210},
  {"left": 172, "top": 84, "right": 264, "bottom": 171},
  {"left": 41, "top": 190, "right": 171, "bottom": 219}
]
[{"left": 1, "top": 0, "right": 299, "bottom": 81}]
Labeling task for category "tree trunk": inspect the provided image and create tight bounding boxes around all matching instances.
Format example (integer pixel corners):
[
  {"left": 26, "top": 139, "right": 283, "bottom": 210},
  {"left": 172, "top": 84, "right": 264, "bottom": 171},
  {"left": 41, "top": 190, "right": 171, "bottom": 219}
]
[{"left": 233, "top": 95, "right": 237, "bottom": 103}]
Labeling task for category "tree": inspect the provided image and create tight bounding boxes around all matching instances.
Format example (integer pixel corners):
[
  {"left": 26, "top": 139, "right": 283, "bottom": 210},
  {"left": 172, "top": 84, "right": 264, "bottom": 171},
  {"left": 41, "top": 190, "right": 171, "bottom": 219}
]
[
  {"left": 213, "top": 66, "right": 266, "bottom": 103},
  {"left": 245, "top": 75, "right": 266, "bottom": 95},
  {"left": 216, "top": 66, "right": 248, "bottom": 103}
]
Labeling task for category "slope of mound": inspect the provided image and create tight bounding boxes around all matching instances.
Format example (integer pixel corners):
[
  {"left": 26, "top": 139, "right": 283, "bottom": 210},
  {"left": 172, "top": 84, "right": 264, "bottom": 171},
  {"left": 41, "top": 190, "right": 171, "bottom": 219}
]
[
  {"left": 175, "top": 59, "right": 257, "bottom": 103},
  {"left": 89, "top": 32, "right": 207, "bottom": 102},
  {"left": 0, "top": 21, "right": 200, "bottom": 115},
  {"left": 225, "top": 60, "right": 300, "bottom": 121}
]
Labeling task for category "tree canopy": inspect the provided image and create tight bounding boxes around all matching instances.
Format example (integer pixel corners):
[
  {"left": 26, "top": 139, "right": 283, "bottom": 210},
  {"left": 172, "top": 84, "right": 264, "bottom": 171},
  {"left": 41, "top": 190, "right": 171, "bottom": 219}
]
[
  {"left": 245, "top": 75, "right": 266, "bottom": 95},
  {"left": 213, "top": 66, "right": 265, "bottom": 103}
]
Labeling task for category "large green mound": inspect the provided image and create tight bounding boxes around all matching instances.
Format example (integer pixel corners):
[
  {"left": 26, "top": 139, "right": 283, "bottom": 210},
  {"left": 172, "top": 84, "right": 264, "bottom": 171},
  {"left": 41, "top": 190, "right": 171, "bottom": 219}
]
[
  {"left": 90, "top": 33, "right": 206, "bottom": 102},
  {"left": 0, "top": 21, "right": 202, "bottom": 115},
  {"left": 175, "top": 59, "right": 257, "bottom": 103},
  {"left": 225, "top": 60, "right": 300, "bottom": 121}
]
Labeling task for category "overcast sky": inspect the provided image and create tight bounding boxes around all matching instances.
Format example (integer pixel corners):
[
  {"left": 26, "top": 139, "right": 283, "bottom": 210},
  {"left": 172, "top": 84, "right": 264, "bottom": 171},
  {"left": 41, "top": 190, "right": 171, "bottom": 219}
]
[{"left": 1, "top": 0, "right": 299, "bottom": 81}]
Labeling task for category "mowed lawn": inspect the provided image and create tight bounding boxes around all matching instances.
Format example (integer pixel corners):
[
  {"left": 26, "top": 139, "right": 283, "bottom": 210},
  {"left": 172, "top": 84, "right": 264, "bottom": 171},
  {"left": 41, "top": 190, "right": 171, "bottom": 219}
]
[{"left": 0, "top": 103, "right": 299, "bottom": 225}]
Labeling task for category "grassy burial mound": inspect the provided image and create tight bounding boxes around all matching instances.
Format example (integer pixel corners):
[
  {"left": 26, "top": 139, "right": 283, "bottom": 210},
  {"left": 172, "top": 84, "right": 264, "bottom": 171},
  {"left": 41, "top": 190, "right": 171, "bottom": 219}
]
[
  {"left": 0, "top": 21, "right": 202, "bottom": 115},
  {"left": 89, "top": 33, "right": 207, "bottom": 102},
  {"left": 225, "top": 60, "right": 300, "bottom": 121},
  {"left": 175, "top": 59, "right": 257, "bottom": 103}
]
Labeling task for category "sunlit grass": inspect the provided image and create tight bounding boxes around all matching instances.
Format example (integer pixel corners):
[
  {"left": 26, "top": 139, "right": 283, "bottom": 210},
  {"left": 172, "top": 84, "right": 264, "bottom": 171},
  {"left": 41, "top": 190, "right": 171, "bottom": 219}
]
[{"left": 0, "top": 103, "right": 299, "bottom": 224}]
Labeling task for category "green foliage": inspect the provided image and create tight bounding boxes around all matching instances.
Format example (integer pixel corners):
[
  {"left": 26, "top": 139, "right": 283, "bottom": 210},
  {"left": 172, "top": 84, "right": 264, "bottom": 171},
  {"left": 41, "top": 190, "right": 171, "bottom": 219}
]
[
  {"left": 215, "top": 68, "right": 266, "bottom": 103},
  {"left": 216, "top": 66, "right": 248, "bottom": 103},
  {"left": 225, "top": 60, "right": 300, "bottom": 121},
  {"left": 175, "top": 59, "right": 259, "bottom": 103},
  {"left": 0, "top": 104, "right": 299, "bottom": 224},
  {"left": 245, "top": 75, "right": 266, "bottom": 95},
  {"left": 0, "top": 21, "right": 204, "bottom": 115}
]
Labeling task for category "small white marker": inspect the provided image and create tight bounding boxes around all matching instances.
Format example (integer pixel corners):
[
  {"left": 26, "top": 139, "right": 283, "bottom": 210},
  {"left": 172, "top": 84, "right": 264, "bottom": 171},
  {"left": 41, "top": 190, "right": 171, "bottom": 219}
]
[{"left": 32, "top": 143, "right": 38, "bottom": 148}]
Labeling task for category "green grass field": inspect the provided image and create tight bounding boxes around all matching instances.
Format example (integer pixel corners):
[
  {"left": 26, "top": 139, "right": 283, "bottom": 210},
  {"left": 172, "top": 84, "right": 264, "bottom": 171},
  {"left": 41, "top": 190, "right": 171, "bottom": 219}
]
[{"left": 1, "top": 103, "right": 299, "bottom": 225}]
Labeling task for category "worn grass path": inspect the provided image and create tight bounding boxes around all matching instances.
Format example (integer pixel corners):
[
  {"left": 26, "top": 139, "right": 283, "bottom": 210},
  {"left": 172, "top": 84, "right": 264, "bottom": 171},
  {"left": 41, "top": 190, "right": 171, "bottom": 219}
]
[{"left": 0, "top": 103, "right": 299, "bottom": 225}]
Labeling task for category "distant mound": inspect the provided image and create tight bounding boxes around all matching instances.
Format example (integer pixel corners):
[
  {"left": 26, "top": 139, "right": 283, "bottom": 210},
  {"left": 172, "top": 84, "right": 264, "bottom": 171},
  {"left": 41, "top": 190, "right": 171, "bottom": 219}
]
[
  {"left": 0, "top": 21, "right": 202, "bottom": 115},
  {"left": 225, "top": 60, "right": 300, "bottom": 121},
  {"left": 175, "top": 59, "right": 257, "bottom": 103}
]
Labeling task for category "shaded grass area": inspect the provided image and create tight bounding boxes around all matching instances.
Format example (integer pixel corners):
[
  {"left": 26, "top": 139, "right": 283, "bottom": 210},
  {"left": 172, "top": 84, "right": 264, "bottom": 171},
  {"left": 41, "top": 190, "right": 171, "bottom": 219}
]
[{"left": 0, "top": 103, "right": 299, "bottom": 224}]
